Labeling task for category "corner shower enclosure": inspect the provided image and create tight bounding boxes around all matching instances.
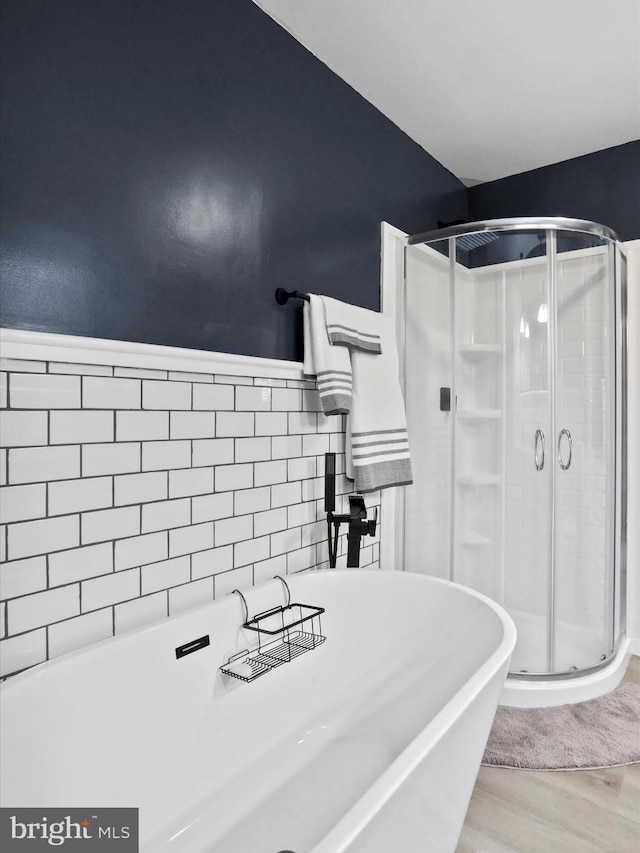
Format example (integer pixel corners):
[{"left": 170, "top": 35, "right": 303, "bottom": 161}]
[{"left": 401, "top": 218, "right": 627, "bottom": 680}]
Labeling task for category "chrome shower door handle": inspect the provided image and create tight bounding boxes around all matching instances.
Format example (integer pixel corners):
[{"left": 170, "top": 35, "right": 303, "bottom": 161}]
[
  {"left": 534, "top": 429, "right": 545, "bottom": 471},
  {"left": 558, "top": 428, "right": 573, "bottom": 470}
]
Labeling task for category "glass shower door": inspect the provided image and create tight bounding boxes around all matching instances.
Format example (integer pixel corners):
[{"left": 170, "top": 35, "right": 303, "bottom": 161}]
[
  {"left": 499, "top": 233, "right": 554, "bottom": 673},
  {"left": 402, "top": 218, "right": 623, "bottom": 680},
  {"left": 450, "top": 230, "right": 554, "bottom": 673},
  {"left": 552, "top": 236, "right": 616, "bottom": 671}
]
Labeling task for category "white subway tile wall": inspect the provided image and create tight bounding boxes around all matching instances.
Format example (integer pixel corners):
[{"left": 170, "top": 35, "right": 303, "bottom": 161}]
[{"left": 0, "top": 356, "right": 380, "bottom": 677}]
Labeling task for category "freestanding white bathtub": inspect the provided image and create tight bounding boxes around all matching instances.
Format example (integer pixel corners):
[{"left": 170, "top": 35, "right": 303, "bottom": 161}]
[{"left": 0, "top": 569, "right": 515, "bottom": 853}]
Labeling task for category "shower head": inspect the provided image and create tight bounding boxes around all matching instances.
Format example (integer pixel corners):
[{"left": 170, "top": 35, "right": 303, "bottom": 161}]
[{"left": 456, "top": 231, "right": 499, "bottom": 252}]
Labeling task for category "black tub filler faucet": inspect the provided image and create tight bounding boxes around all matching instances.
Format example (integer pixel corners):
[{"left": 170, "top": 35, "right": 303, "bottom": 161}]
[{"left": 324, "top": 453, "right": 377, "bottom": 568}]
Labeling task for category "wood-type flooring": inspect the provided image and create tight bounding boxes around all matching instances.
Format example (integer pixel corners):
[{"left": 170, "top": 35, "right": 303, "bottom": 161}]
[{"left": 456, "top": 655, "right": 640, "bottom": 853}]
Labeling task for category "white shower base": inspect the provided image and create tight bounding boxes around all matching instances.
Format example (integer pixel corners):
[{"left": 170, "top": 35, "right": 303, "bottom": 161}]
[
  {"left": 501, "top": 631, "right": 631, "bottom": 708},
  {"left": 507, "top": 609, "right": 609, "bottom": 676}
]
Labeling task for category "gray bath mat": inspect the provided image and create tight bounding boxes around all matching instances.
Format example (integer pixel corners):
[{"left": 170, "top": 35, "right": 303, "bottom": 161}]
[{"left": 482, "top": 682, "right": 640, "bottom": 770}]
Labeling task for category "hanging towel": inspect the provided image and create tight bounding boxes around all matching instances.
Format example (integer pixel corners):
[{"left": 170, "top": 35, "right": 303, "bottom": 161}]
[
  {"left": 303, "top": 294, "right": 353, "bottom": 414},
  {"left": 304, "top": 295, "right": 412, "bottom": 492},
  {"left": 346, "top": 311, "right": 412, "bottom": 492}
]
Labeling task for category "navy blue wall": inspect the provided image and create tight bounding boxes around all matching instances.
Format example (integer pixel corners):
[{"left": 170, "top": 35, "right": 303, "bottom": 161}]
[
  {"left": 468, "top": 142, "right": 640, "bottom": 242},
  {"left": 0, "top": 0, "right": 466, "bottom": 362}
]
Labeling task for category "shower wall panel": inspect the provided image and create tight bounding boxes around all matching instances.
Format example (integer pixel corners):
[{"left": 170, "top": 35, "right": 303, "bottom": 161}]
[{"left": 452, "top": 264, "right": 504, "bottom": 601}]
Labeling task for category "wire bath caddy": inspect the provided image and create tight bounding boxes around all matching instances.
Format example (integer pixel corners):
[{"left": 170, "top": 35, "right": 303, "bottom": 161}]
[{"left": 220, "top": 576, "right": 326, "bottom": 683}]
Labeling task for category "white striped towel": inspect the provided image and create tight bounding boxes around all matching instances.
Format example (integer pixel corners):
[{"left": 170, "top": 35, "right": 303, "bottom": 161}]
[
  {"left": 303, "top": 294, "right": 412, "bottom": 492},
  {"left": 303, "top": 294, "right": 353, "bottom": 414},
  {"left": 346, "top": 311, "right": 412, "bottom": 492}
]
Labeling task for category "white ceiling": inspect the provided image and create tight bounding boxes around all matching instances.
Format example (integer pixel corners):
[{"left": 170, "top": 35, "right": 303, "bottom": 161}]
[{"left": 253, "top": 0, "right": 640, "bottom": 186}]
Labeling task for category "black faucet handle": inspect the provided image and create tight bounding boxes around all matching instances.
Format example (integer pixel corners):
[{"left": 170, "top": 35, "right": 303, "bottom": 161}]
[
  {"left": 348, "top": 495, "right": 377, "bottom": 536},
  {"left": 348, "top": 494, "right": 367, "bottom": 519}
]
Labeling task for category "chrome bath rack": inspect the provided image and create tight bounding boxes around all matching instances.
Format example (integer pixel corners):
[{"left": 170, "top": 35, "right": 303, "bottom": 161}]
[{"left": 220, "top": 576, "right": 326, "bottom": 683}]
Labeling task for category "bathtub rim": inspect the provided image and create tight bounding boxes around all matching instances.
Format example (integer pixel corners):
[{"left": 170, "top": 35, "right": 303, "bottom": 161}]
[
  {"left": 0, "top": 580, "right": 249, "bottom": 692},
  {"left": 0, "top": 569, "right": 516, "bottom": 853},
  {"left": 0, "top": 568, "right": 515, "bottom": 694}
]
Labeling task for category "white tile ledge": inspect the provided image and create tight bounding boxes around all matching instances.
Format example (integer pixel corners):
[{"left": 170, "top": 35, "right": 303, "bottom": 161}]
[{"left": 0, "top": 329, "right": 304, "bottom": 381}]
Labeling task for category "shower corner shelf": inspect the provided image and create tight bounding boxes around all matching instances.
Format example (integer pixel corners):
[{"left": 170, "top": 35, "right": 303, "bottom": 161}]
[{"left": 219, "top": 577, "right": 326, "bottom": 684}]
